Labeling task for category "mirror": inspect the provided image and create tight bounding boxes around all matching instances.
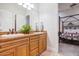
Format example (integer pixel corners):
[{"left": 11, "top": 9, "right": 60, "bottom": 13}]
[
  {"left": 0, "top": 10, "right": 30, "bottom": 32},
  {"left": 0, "top": 10, "right": 15, "bottom": 32},
  {"left": 16, "top": 14, "right": 30, "bottom": 31}
]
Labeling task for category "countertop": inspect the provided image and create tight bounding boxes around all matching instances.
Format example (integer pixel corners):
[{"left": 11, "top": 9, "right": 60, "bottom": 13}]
[{"left": 0, "top": 32, "right": 46, "bottom": 42}]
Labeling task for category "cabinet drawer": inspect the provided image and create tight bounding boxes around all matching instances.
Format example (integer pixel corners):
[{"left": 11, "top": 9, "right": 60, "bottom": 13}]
[
  {"left": 30, "top": 40, "right": 38, "bottom": 50},
  {"left": 40, "top": 36, "right": 46, "bottom": 39},
  {"left": 0, "top": 38, "right": 29, "bottom": 48},
  {"left": 40, "top": 35, "right": 46, "bottom": 39},
  {"left": 40, "top": 34, "right": 46, "bottom": 36},
  {"left": 15, "top": 44, "right": 29, "bottom": 56},
  {"left": 30, "top": 35, "right": 38, "bottom": 40},
  {"left": 30, "top": 48, "right": 38, "bottom": 56}
]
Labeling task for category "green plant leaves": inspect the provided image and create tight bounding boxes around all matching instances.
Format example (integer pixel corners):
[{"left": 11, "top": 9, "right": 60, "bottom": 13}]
[{"left": 19, "top": 24, "right": 32, "bottom": 33}]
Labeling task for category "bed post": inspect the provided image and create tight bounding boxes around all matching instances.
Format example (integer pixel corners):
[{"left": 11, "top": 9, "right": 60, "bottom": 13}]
[
  {"left": 62, "top": 21, "right": 64, "bottom": 33},
  {"left": 59, "top": 16, "right": 61, "bottom": 42},
  {"left": 59, "top": 16, "right": 60, "bottom": 35}
]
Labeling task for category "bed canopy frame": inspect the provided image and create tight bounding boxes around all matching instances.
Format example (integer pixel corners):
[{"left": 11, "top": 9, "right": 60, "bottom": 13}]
[{"left": 59, "top": 14, "right": 79, "bottom": 35}]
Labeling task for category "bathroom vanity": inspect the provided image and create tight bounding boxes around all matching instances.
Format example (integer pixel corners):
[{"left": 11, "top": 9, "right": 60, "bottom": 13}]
[{"left": 0, "top": 32, "right": 47, "bottom": 56}]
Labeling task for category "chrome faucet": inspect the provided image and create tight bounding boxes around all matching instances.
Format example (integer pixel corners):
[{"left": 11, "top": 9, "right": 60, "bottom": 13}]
[{"left": 9, "top": 28, "right": 15, "bottom": 34}]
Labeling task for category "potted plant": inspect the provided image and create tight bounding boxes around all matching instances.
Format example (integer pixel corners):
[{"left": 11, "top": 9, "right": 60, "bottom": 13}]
[{"left": 19, "top": 24, "right": 32, "bottom": 34}]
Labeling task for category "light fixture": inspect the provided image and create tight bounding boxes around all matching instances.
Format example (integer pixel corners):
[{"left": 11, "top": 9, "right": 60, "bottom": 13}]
[
  {"left": 17, "top": 3, "right": 34, "bottom": 10},
  {"left": 27, "top": 6, "right": 31, "bottom": 10},
  {"left": 30, "top": 4, "right": 34, "bottom": 8},
  {"left": 23, "top": 3, "right": 27, "bottom": 8},
  {"left": 25, "top": 2, "right": 30, "bottom": 6},
  {"left": 18, "top": 0, "right": 23, "bottom": 5},
  {"left": 18, "top": 3, "right": 23, "bottom": 5}
]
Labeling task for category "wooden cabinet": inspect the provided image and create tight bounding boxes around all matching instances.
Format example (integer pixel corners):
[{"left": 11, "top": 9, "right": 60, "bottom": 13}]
[
  {"left": 0, "top": 37, "right": 29, "bottom": 56},
  {"left": 30, "top": 35, "right": 39, "bottom": 56},
  {"left": 39, "top": 33, "right": 47, "bottom": 54},
  {"left": 0, "top": 48, "right": 15, "bottom": 56},
  {"left": 15, "top": 38, "right": 29, "bottom": 56},
  {"left": 29, "top": 33, "right": 47, "bottom": 56},
  {"left": 15, "top": 44, "right": 29, "bottom": 56},
  {"left": 0, "top": 32, "right": 47, "bottom": 56},
  {"left": 42, "top": 33, "right": 47, "bottom": 51},
  {"left": 39, "top": 38, "right": 43, "bottom": 54},
  {"left": 26, "top": 45, "right": 29, "bottom": 56},
  {"left": 30, "top": 48, "right": 38, "bottom": 56}
]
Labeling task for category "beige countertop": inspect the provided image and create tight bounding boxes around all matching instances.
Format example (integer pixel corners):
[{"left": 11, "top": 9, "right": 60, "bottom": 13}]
[{"left": 0, "top": 32, "right": 45, "bottom": 42}]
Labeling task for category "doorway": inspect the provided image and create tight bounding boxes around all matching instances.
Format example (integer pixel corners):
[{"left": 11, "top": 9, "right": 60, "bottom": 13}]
[{"left": 58, "top": 3, "right": 79, "bottom": 56}]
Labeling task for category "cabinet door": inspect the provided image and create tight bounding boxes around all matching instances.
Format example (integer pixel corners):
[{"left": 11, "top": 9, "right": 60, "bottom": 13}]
[
  {"left": 15, "top": 44, "right": 29, "bottom": 56},
  {"left": 0, "top": 49, "right": 15, "bottom": 56},
  {"left": 39, "top": 33, "right": 47, "bottom": 54},
  {"left": 30, "top": 48, "right": 38, "bottom": 56},
  {"left": 30, "top": 35, "right": 39, "bottom": 56},
  {"left": 30, "top": 40, "right": 38, "bottom": 50},
  {"left": 42, "top": 38, "right": 46, "bottom": 51},
  {"left": 43, "top": 34, "right": 47, "bottom": 51},
  {"left": 39, "top": 39, "right": 43, "bottom": 54},
  {"left": 30, "top": 40, "right": 39, "bottom": 56},
  {"left": 26, "top": 45, "right": 29, "bottom": 56}
]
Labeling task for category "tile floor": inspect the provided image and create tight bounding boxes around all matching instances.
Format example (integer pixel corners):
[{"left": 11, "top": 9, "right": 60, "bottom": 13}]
[
  {"left": 40, "top": 50, "right": 60, "bottom": 56},
  {"left": 59, "top": 42, "right": 79, "bottom": 56},
  {"left": 41, "top": 42, "right": 79, "bottom": 56}
]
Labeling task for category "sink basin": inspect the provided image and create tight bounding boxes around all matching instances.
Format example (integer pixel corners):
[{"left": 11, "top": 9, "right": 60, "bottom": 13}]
[
  {"left": 0, "top": 34, "right": 24, "bottom": 38},
  {"left": 34, "top": 32, "right": 43, "bottom": 34}
]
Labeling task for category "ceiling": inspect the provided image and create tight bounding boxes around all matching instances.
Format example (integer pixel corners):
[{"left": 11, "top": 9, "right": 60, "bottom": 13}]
[{"left": 58, "top": 3, "right": 79, "bottom": 12}]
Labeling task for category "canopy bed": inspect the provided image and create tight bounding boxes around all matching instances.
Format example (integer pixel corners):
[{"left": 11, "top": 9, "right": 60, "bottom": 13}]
[{"left": 59, "top": 14, "right": 79, "bottom": 45}]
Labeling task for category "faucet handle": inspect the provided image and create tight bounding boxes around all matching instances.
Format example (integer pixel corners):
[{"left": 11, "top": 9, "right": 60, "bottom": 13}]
[
  {"left": 12, "top": 28, "right": 16, "bottom": 34},
  {"left": 9, "top": 29, "right": 11, "bottom": 34}
]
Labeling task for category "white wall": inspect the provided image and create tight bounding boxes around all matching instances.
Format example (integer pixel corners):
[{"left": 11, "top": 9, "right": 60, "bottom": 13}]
[{"left": 39, "top": 3, "right": 58, "bottom": 53}]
